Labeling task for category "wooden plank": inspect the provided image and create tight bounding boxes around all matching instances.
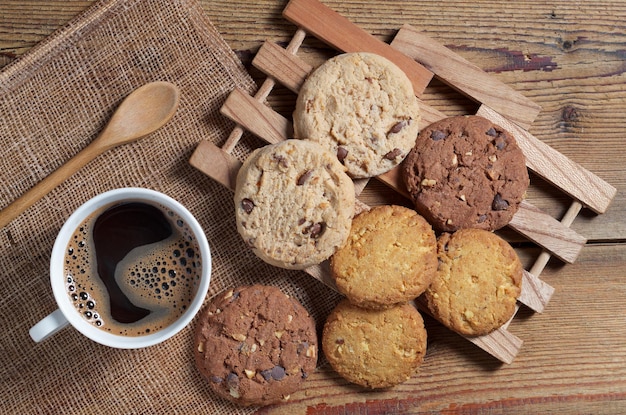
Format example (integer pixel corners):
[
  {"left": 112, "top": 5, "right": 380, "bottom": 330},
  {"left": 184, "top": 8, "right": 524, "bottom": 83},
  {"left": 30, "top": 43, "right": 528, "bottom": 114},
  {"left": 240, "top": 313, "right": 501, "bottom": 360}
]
[
  {"left": 282, "top": 0, "right": 434, "bottom": 96},
  {"left": 477, "top": 105, "right": 617, "bottom": 214},
  {"left": 390, "top": 24, "right": 542, "bottom": 131},
  {"left": 508, "top": 201, "right": 586, "bottom": 264},
  {"left": 252, "top": 41, "right": 312, "bottom": 94},
  {"left": 519, "top": 270, "right": 555, "bottom": 313},
  {"left": 220, "top": 87, "right": 293, "bottom": 144},
  {"left": 189, "top": 140, "right": 241, "bottom": 189}
]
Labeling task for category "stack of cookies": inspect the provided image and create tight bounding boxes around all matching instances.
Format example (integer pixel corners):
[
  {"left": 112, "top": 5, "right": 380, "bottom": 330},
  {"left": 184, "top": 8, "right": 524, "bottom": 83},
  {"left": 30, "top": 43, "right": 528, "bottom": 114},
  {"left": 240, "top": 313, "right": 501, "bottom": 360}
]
[
  {"left": 199, "top": 51, "right": 529, "bottom": 404},
  {"left": 401, "top": 114, "right": 527, "bottom": 337},
  {"left": 324, "top": 205, "right": 435, "bottom": 389}
]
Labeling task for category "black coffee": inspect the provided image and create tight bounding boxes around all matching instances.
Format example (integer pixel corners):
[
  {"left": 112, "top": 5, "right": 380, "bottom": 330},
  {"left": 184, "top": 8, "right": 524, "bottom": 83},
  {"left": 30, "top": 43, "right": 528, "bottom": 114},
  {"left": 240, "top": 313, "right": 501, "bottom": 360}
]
[{"left": 64, "top": 201, "right": 202, "bottom": 336}]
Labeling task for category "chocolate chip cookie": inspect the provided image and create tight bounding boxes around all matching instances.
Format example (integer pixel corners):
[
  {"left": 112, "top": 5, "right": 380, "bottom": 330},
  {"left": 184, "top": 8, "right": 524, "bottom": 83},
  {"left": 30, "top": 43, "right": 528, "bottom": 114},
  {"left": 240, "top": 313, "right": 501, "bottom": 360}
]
[
  {"left": 330, "top": 205, "right": 437, "bottom": 309},
  {"left": 294, "top": 52, "right": 420, "bottom": 179},
  {"left": 234, "top": 139, "right": 355, "bottom": 269},
  {"left": 402, "top": 115, "right": 529, "bottom": 231},
  {"left": 424, "top": 229, "right": 523, "bottom": 336},
  {"left": 322, "top": 299, "right": 427, "bottom": 389},
  {"left": 194, "top": 285, "right": 318, "bottom": 407}
]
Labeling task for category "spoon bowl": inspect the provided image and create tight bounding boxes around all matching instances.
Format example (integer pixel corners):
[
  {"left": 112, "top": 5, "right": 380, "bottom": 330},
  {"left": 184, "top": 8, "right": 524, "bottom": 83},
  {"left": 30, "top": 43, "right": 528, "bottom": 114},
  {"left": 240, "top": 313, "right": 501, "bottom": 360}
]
[{"left": 0, "top": 81, "right": 180, "bottom": 228}]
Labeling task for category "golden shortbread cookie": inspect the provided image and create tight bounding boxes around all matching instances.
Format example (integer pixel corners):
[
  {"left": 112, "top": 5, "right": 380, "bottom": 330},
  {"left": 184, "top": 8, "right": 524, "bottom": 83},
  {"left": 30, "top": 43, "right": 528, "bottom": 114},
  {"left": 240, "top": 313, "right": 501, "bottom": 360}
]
[
  {"left": 322, "top": 299, "right": 427, "bottom": 389},
  {"left": 294, "top": 52, "right": 420, "bottom": 179},
  {"left": 330, "top": 205, "right": 437, "bottom": 309},
  {"left": 424, "top": 229, "right": 523, "bottom": 336}
]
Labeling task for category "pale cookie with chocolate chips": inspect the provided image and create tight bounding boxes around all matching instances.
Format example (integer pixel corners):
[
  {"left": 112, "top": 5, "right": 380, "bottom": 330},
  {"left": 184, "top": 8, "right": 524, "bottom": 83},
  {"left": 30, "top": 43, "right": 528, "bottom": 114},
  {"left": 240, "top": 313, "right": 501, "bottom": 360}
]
[
  {"left": 322, "top": 299, "right": 427, "bottom": 389},
  {"left": 194, "top": 285, "right": 318, "bottom": 407},
  {"left": 330, "top": 205, "right": 437, "bottom": 309},
  {"left": 402, "top": 115, "right": 529, "bottom": 231},
  {"left": 293, "top": 52, "right": 420, "bottom": 179},
  {"left": 234, "top": 139, "right": 355, "bottom": 270},
  {"left": 424, "top": 229, "right": 523, "bottom": 336}
]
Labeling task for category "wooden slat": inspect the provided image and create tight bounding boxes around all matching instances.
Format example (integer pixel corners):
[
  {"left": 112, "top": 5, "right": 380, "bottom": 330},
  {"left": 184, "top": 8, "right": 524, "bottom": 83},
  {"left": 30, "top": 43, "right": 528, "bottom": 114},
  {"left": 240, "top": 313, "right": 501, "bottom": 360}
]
[
  {"left": 282, "top": 0, "right": 434, "bottom": 96},
  {"left": 477, "top": 105, "right": 617, "bottom": 214},
  {"left": 189, "top": 140, "right": 241, "bottom": 189},
  {"left": 390, "top": 24, "right": 542, "bottom": 130},
  {"left": 252, "top": 41, "right": 312, "bottom": 94},
  {"left": 508, "top": 201, "right": 586, "bottom": 264},
  {"left": 466, "top": 326, "right": 523, "bottom": 365},
  {"left": 220, "top": 87, "right": 293, "bottom": 144},
  {"left": 519, "top": 270, "right": 555, "bottom": 313}
]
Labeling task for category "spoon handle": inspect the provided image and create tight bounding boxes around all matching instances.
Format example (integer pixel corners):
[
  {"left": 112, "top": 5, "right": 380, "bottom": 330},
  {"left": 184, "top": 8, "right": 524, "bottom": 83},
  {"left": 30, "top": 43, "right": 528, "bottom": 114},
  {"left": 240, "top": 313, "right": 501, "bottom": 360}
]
[{"left": 0, "top": 140, "right": 105, "bottom": 228}]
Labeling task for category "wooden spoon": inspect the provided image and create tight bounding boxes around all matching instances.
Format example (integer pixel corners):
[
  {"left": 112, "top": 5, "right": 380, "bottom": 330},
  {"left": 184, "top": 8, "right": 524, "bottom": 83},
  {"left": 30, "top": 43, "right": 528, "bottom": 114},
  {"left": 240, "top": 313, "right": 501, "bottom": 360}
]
[{"left": 0, "top": 81, "right": 181, "bottom": 228}]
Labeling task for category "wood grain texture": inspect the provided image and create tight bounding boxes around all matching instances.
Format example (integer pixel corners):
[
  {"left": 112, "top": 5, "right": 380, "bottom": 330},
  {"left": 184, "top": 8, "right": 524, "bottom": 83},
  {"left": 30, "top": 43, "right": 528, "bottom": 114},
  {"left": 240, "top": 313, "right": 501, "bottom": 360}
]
[
  {"left": 2, "top": 1, "right": 626, "bottom": 414},
  {"left": 391, "top": 24, "right": 542, "bottom": 130}
]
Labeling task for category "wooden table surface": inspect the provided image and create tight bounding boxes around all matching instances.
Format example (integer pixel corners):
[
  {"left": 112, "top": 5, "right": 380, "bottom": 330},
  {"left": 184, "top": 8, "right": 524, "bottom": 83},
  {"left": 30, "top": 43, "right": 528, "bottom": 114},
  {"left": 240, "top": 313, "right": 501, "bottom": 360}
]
[{"left": 2, "top": 1, "right": 625, "bottom": 413}]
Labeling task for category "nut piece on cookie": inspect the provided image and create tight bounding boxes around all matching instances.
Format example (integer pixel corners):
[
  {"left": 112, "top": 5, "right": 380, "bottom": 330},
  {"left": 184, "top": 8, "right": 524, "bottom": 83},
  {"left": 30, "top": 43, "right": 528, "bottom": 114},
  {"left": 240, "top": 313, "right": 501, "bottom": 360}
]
[
  {"left": 194, "top": 285, "right": 318, "bottom": 407},
  {"left": 322, "top": 299, "right": 427, "bottom": 389},
  {"left": 293, "top": 52, "right": 420, "bottom": 179},
  {"left": 402, "top": 115, "right": 529, "bottom": 232},
  {"left": 330, "top": 205, "right": 437, "bottom": 309},
  {"left": 234, "top": 139, "right": 355, "bottom": 269},
  {"left": 424, "top": 229, "right": 523, "bottom": 336}
]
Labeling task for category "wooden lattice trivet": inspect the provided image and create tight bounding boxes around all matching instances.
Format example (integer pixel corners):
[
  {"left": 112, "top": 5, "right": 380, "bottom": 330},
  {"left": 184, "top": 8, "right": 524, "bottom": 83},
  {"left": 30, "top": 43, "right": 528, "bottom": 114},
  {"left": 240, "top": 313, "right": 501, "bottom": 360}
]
[{"left": 190, "top": 0, "right": 616, "bottom": 364}]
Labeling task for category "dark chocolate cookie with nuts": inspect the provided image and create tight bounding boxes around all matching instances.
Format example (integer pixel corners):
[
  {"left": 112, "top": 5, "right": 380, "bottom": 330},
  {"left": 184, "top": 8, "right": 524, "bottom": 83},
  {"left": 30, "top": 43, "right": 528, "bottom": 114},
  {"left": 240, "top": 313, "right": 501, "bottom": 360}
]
[
  {"left": 402, "top": 115, "right": 529, "bottom": 231},
  {"left": 194, "top": 285, "right": 318, "bottom": 407}
]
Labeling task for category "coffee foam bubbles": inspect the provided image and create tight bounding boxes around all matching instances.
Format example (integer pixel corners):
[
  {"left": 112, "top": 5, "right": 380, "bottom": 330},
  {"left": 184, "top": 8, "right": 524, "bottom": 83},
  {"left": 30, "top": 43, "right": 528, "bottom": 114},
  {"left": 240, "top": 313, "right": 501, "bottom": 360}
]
[{"left": 64, "top": 204, "right": 202, "bottom": 336}]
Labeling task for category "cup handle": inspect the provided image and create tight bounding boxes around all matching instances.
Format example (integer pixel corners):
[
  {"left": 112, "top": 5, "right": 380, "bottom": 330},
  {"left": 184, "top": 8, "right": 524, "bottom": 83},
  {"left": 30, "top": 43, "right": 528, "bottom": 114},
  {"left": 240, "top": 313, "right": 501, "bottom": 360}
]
[{"left": 29, "top": 309, "right": 70, "bottom": 342}]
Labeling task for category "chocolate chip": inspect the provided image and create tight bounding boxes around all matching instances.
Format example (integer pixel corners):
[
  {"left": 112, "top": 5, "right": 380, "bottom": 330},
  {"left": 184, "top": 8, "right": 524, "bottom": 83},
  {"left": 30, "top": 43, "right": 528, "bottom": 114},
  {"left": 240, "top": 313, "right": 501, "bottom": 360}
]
[
  {"left": 260, "top": 369, "right": 272, "bottom": 381},
  {"left": 477, "top": 214, "right": 488, "bottom": 223},
  {"left": 486, "top": 127, "right": 497, "bottom": 137},
  {"left": 297, "top": 341, "right": 309, "bottom": 355},
  {"left": 298, "top": 218, "right": 306, "bottom": 225},
  {"left": 226, "top": 372, "right": 239, "bottom": 389},
  {"left": 492, "top": 194, "right": 510, "bottom": 211},
  {"left": 335, "top": 338, "right": 345, "bottom": 345},
  {"left": 271, "top": 366, "right": 286, "bottom": 381},
  {"left": 383, "top": 148, "right": 402, "bottom": 160},
  {"left": 297, "top": 170, "right": 312, "bottom": 186},
  {"left": 494, "top": 137, "right": 507, "bottom": 150},
  {"left": 211, "top": 376, "right": 223, "bottom": 383},
  {"left": 241, "top": 198, "right": 255, "bottom": 214},
  {"left": 430, "top": 130, "right": 448, "bottom": 141},
  {"left": 301, "top": 369, "right": 308, "bottom": 379},
  {"left": 273, "top": 154, "right": 289, "bottom": 168},
  {"left": 308, "top": 222, "right": 325, "bottom": 239},
  {"left": 336, "top": 147, "right": 348, "bottom": 163},
  {"left": 388, "top": 120, "right": 407, "bottom": 134}
]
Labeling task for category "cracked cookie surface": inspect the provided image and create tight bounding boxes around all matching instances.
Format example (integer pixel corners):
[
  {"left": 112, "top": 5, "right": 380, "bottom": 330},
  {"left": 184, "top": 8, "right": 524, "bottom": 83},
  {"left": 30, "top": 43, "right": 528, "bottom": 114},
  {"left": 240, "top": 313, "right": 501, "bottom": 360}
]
[
  {"left": 424, "top": 229, "right": 523, "bottom": 336},
  {"left": 322, "top": 299, "right": 427, "bottom": 389},
  {"left": 194, "top": 285, "right": 318, "bottom": 407},
  {"left": 293, "top": 52, "right": 420, "bottom": 179},
  {"left": 401, "top": 115, "right": 529, "bottom": 231},
  {"left": 330, "top": 205, "right": 437, "bottom": 309},
  {"left": 234, "top": 139, "right": 355, "bottom": 269}
]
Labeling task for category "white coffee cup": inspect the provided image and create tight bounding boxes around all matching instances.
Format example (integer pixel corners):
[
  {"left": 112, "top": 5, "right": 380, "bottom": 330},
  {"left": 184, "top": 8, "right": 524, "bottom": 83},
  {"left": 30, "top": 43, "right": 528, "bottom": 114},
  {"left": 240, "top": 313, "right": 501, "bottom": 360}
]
[{"left": 29, "top": 187, "right": 211, "bottom": 348}]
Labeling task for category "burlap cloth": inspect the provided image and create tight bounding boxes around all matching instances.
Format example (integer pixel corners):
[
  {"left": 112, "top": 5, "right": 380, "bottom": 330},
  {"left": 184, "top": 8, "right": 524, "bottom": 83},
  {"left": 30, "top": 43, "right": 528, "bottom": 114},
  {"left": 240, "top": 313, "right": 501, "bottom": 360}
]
[{"left": 0, "top": 0, "right": 341, "bottom": 413}]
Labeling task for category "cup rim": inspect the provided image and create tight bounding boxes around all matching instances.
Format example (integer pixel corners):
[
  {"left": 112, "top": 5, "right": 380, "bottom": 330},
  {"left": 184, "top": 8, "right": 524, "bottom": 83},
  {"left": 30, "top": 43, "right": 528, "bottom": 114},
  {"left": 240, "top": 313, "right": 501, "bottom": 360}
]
[{"left": 50, "top": 187, "right": 211, "bottom": 349}]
